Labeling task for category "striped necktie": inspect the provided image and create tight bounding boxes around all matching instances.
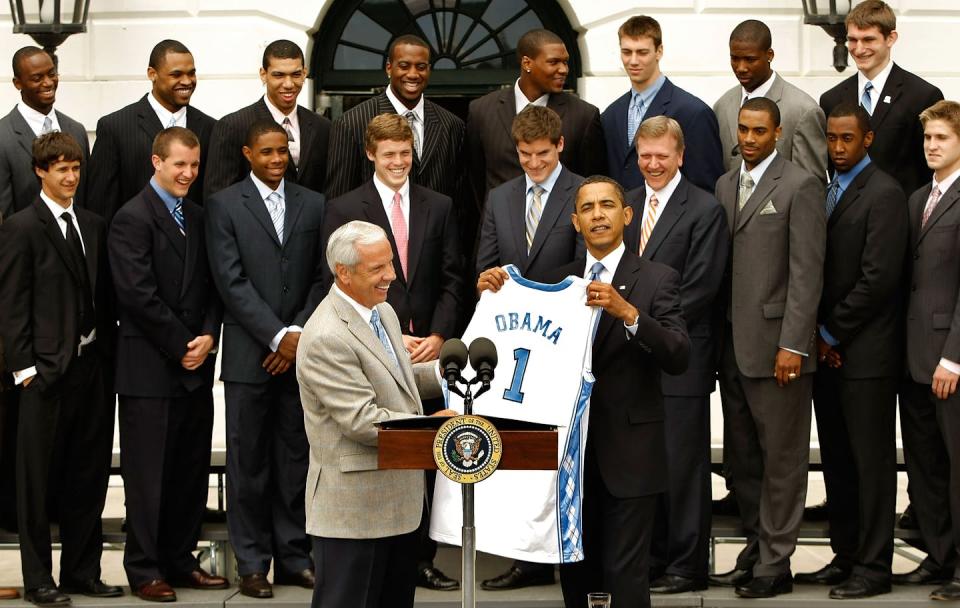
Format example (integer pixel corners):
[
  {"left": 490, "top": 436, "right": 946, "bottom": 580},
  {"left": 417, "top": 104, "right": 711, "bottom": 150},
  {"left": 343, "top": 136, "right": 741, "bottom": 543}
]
[
  {"left": 825, "top": 178, "right": 841, "bottom": 218},
  {"left": 639, "top": 193, "right": 659, "bottom": 253},
  {"left": 266, "top": 191, "right": 284, "bottom": 242},
  {"left": 370, "top": 308, "right": 400, "bottom": 369},
  {"left": 390, "top": 191, "right": 408, "bottom": 279},
  {"left": 627, "top": 94, "right": 643, "bottom": 147},
  {"left": 172, "top": 199, "right": 185, "bottom": 235},
  {"left": 526, "top": 184, "right": 545, "bottom": 251},
  {"left": 921, "top": 185, "right": 943, "bottom": 228},
  {"left": 861, "top": 81, "right": 874, "bottom": 115}
]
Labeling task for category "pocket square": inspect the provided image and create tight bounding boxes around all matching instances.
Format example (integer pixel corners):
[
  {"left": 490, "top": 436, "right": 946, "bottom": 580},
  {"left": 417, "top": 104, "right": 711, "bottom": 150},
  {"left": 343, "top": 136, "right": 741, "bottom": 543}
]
[{"left": 759, "top": 201, "right": 778, "bottom": 215}]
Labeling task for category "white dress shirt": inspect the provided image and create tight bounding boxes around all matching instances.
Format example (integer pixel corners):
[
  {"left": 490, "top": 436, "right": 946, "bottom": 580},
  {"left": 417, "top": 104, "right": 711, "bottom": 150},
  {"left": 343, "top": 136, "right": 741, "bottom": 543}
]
[
  {"left": 17, "top": 101, "right": 61, "bottom": 136},
  {"left": 739, "top": 149, "right": 778, "bottom": 190},
  {"left": 373, "top": 174, "right": 410, "bottom": 226},
  {"left": 642, "top": 170, "right": 683, "bottom": 227},
  {"left": 741, "top": 71, "right": 777, "bottom": 106},
  {"left": 147, "top": 91, "right": 187, "bottom": 128},
  {"left": 857, "top": 58, "right": 893, "bottom": 113},
  {"left": 264, "top": 95, "right": 301, "bottom": 167},
  {"left": 523, "top": 162, "right": 563, "bottom": 219},
  {"left": 514, "top": 78, "right": 549, "bottom": 114},
  {"left": 584, "top": 242, "right": 638, "bottom": 337}
]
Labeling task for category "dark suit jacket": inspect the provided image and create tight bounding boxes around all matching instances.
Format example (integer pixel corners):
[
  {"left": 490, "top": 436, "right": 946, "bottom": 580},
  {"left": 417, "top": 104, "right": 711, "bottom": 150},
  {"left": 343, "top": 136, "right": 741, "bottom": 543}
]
[
  {"left": 716, "top": 154, "right": 826, "bottom": 378},
  {"left": 0, "top": 106, "right": 89, "bottom": 219},
  {"left": 547, "top": 253, "right": 688, "bottom": 498},
  {"left": 321, "top": 181, "right": 463, "bottom": 339},
  {"left": 475, "top": 166, "right": 584, "bottom": 282},
  {"left": 820, "top": 64, "right": 943, "bottom": 196},
  {"left": 625, "top": 177, "right": 728, "bottom": 396},
  {"left": 205, "top": 176, "right": 326, "bottom": 383},
  {"left": 0, "top": 198, "right": 114, "bottom": 386},
  {"left": 818, "top": 163, "right": 907, "bottom": 380},
  {"left": 906, "top": 178, "right": 960, "bottom": 384},
  {"left": 87, "top": 95, "right": 215, "bottom": 223},
  {"left": 204, "top": 98, "right": 331, "bottom": 198},
  {"left": 602, "top": 79, "right": 724, "bottom": 192},
  {"left": 108, "top": 185, "right": 222, "bottom": 397},
  {"left": 466, "top": 88, "right": 606, "bottom": 217},
  {"left": 324, "top": 92, "right": 465, "bottom": 202}
]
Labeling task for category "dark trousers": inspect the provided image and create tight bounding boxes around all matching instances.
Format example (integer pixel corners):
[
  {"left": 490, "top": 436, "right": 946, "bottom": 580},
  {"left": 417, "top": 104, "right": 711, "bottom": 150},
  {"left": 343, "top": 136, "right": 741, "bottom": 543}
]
[
  {"left": 17, "top": 353, "right": 113, "bottom": 590},
  {"left": 650, "top": 395, "right": 711, "bottom": 581},
  {"left": 0, "top": 385, "right": 17, "bottom": 531},
  {"left": 311, "top": 531, "right": 418, "bottom": 608},
  {"left": 718, "top": 335, "right": 812, "bottom": 577},
  {"left": 225, "top": 374, "right": 311, "bottom": 576},
  {"left": 559, "top": 446, "right": 657, "bottom": 608},
  {"left": 416, "top": 396, "right": 443, "bottom": 570},
  {"left": 899, "top": 380, "right": 960, "bottom": 576},
  {"left": 119, "top": 390, "right": 214, "bottom": 587},
  {"left": 814, "top": 371, "right": 896, "bottom": 581}
]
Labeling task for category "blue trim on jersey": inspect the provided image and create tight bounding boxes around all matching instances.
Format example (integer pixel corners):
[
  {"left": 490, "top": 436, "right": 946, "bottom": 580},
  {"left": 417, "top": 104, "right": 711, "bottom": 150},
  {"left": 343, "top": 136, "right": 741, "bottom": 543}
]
[
  {"left": 556, "top": 374, "right": 594, "bottom": 563},
  {"left": 505, "top": 264, "right": 576, "bottom": 292}
]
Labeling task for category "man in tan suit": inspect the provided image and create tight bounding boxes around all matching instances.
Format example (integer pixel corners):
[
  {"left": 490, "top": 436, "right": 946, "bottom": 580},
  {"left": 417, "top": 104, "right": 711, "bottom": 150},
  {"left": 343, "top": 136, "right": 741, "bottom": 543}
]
[
  {"left": 711, "top": 97, "right": 825, "bottom": 598},
  {"left": 297, "top": 220, "right": 452, "bottom": 608}
]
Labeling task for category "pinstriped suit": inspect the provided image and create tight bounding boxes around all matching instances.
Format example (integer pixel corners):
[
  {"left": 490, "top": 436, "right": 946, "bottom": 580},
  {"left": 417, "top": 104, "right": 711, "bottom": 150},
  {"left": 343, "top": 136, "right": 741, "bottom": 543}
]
[
  {"left": 87, "top": 94, "right": 215, "bottom": 223},
  {"left": 324, "top": 92, "right": 465, "bottom": 202},
  {"left": 204, "top": 98, "right": 331, "bottom": 199}
]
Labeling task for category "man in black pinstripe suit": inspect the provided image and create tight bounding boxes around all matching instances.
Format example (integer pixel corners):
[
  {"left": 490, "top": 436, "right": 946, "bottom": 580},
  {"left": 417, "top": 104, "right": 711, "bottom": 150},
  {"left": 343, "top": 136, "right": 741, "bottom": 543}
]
[{"left": 324, "top": 36, "right": 465, "bottom": 224}]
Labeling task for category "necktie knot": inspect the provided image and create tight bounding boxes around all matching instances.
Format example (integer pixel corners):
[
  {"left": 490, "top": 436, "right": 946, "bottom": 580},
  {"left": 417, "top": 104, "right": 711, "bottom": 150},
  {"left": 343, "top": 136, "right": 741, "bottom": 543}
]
[
  {"left": 41, "top": 115, "right": 53, "bottom": 134},
  {"left": 266, "top": 191, "right": 284, "bottom": 241},
  {"left": 741, "top": 173, "right": 755, "bottom": 189},
  {"left": 922, "top": 185, "right": 943, "bottom": 228},
  {"left": 371, "top": 308, "right": 380, "bottom": 325},
  {"left": 589, "top": 261, "right": 605, "bottom": 281},
  {"left": 649, "top": 193, "right": 659, "bottom": 208},
  {"left": 166, "top": 114, "right": 177, "bottom": 128},
  {"left": 60, "top": 211, "right": 73, "bottom": 225},
  {"left": 282, "top": 116, "right": 296, "bottom": 143},
  {"left": 861, "top": 81, "right": 874, "bottom": 114}
]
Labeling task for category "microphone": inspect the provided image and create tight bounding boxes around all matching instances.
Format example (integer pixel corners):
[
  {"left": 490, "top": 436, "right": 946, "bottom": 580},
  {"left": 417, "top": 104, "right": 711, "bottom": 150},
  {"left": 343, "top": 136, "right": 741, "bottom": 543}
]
[
  {"left": 439, "top": 338, "right": 468, "bottom": 386},
  {"left": 468, "top": 337, "right": 498, "bottom": 387}
]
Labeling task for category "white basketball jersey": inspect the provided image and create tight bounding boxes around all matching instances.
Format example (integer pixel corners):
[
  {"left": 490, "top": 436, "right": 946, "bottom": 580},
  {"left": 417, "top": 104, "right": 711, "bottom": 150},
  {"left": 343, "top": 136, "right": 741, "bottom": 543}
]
[{"left": 430, "top": 265, "right": 597, "bottom": 563}]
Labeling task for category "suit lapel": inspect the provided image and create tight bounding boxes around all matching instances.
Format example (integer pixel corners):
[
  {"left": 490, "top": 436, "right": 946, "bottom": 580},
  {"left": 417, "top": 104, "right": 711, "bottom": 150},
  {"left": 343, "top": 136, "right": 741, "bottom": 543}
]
[
  {"left": 76, "top": 211, "right": 99, "bottom": 294},
  {"left": 144, "top": 186, "right": 187, "bottom": 260},
  {"left": 828, "top": 164, "right": 875, "bottom": 228},
  {"left": 610, "top": 92, "right": 631, "bottom": 155},
  {"left": 136, "top": 95, "right": 163, "bottom": 144},
  {"left": 33, "top": 199, "right": 82, "bottom": 286},
  {"left": 594, "top": 255, "right": 641, "bottom": 349},
  {"left": 919, "top": 181, "right": 960, "bottom": 243},
  {"left": 528, "top": 169, "right": 572, "bottom": 266},
  {"left": 642, "top": 178, "right": 687, "bottom": 259},
  {"left": 406, "top": 186, "right": 429, "bottom": 286},
  {"left": 281, "top": 185, "right": 304, "bottom": 250},
  {"left": 509, "top": 179, "right": 530, "bottom": 267},
  {"left": 644, "top": 79, "right": 673, "bottom": 121},
  {"left": 334, "top": 294, "right": 414, "bottom": 398},
  {"left": 360, "top": 182, "right": 406, "bottom": 285},
  {"left": 735, "top": 155, "right": 782, "bottom": 232},
  {"left": 547, "top": 92, "right": 568, "bottom": 123},
  {"left": 871, "top": 64, "right": 903, "bottom": 130},
  {"left": 418, "top": 100, "right": 442, "bottom": 174},
  {"left": 295, "top": 106, "right": 314, "bottom": 172},
  {"left": 9, "top": 108, "right": 36, "bottom": 156},
  {"left": 241, "top": 177, "right": 282, "bottom": 248},
  {"left": 181, "top": 202, "right": 201, "bottom": 299},
  {"left": 496, "top": 89, "right": 516, "bottom": 149},
  {"left": 909, "top": 183, "right": 929, "bottom": 248}
]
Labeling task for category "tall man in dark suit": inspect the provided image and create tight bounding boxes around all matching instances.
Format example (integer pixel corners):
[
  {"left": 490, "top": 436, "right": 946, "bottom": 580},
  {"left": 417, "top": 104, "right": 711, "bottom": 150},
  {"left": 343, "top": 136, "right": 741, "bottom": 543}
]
[
  {"left": 621, "top": 116, "right": 728, "bottom": 594},
  {"left": 710, "top": 97, "right": 825, "bottom": 598},
  {"left": 819, "top": 0, "right": 944, "bottom": 200},
  {"left": 602, "top": 16, "right": 723, "bottom": 192},
  {"left": 321, "top": 113, "right": 463, "bottom": 591},
  {"left": 466, "top": 28, "right": 606, "bottom": 247},
  {"left": 0, "top": 132, "right": 122, "bottom": 605},
  {"left": 791, "top": 103, "right": 906, "bottom": 599},
  {"left": 204, "top": 40, "right": 331, "bottom": 198},
  {"left": 481, "top": 175, "right": 690, "bottom": 608},
  {"left": 324, "top": 36, "right": 464, "bottom": 204},
  {"left": 206, "top": 120, "right": 326, "bottom": 598},
  {"left": 1, "top": 46, "right": 89, "bottom": 219},
  {"left": 897, "top": 100, "right": 960, "bottom": 602},
  {"left": 108, "top": 127, "right": 228, "bottom": 601},
  {"left": 87, "top": 39, "right": 215, "bottom": 223},
  {"left": 475, "top": 105, "right": 584, "bottom": 590}
]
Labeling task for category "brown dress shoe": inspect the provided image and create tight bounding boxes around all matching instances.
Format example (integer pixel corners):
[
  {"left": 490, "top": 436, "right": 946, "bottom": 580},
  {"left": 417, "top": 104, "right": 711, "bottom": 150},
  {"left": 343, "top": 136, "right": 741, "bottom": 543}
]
[
  {"left": 135, "top": 580, "right": 177, "bottom": 603},
  {"left": 0, "top": 589, "right": 19, "bottom": 601},
  {"left": 239, "top": 574, "right": 273, "bottom": 599},
  {"left": 169, "top": 568, "right": 229, "bottom": 590}
]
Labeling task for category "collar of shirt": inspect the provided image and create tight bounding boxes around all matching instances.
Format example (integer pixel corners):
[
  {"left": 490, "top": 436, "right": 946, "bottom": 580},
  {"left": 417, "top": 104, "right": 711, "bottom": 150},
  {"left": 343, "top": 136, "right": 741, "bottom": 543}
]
[
  {"left": 833, "top": 154, "right": 872, "bottom": 195},
  {"left": 741, "top": 71, "right": 777, "bottom": 104},
  {"left": 373, "top": 174, "right": 410, "bottom": 222},
  {"left": 148, "top": 176, "right": 181, "bottom": 215},
  {"left": 514, "top": 78, "right": 549, "bottom": 115},
  {"left": 250, "top": 172, "right": 285, "bottom": 203},
  {"left": 40, "top": 190, "right": 80, "bottom": 243},
  {"left": 333, "top": 283, "right": 375, "bottom": 324},
  {"left": 632, "top": 74, "right": 666, "bottom": 113},
  {"left": 858, "top": 59, "right": 893, "bottom": 106},
  {"left": 740, "top": 149, "right": 778, "bottom": 187},
  {"left": 644, "top": 169, "right": 682, "bottom": 219},
  {"left": 147, "top": 92, "right": 187, "bottom": 128},
  {"left": 524, "top": 162, "right": 563, "bottom": 198},
  {"left": 17, "top": 101, "right": 60, "bottom": 136},
  {"left": 385, "top": 85, "right": 424, "bottom": 123},
  {"left": 263, "top": 94, "right": 299, "bottom": 131},
  {"left": 933, "top": 167, "right": 960, "bottom": 199},
  {"left": 585, "top": 242, "right": 626, "bottom": 284}
]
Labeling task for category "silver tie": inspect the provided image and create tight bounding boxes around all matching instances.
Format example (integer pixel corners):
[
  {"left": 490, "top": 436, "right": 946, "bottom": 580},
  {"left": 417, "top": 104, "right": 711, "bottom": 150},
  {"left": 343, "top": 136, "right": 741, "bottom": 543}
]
[
  {"left": 404, "top": 111, "right": 422, "bottom": 157},
  {"left": 41, "top": 116, "right": 53, "bottom": 134},
  {"left": 738, "top": 172, "right": 755, "bottom": 211},
  {"left": 266, "top": 191, "right": 284, "bottom": 243}
]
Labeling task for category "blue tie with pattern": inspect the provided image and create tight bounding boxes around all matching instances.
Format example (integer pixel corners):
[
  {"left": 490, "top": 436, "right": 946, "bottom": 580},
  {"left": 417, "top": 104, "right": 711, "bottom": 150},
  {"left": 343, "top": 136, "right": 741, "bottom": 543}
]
[
  {"left": 825, "top": 178, "right": 841, "bottom": 218},
  {"left": 370, "top": 308, "right": 399, "bottom": 369},
  {"left": 172, "top": 199, "right": 185, "bottom": 235},
  {"left": 861, "top": 81, "right": 874, "bottom": 115}
]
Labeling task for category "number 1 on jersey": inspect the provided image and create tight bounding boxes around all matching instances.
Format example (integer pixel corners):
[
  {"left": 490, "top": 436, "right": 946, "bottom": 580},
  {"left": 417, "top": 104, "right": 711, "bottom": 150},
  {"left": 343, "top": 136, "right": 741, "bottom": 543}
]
[{"left": 503, "top": 348, "right": 531, "bottom": 403}]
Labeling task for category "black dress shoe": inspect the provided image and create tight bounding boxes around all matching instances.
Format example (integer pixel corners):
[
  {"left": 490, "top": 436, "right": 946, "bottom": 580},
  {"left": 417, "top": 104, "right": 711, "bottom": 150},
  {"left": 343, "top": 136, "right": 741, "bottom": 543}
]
[
  {"left": 712, "top": 492, "right": 740, "bottom": 516},
  {"left": 59, "top": 579, "right": 123, "bottom": 598},
  {"left": 650, "top": 574, "right": 707, "bottom": 594},
  {"left": 794, "top": 564, "right": 851, "bottom": 585},
  {"left": 931, "top": 579, "right": 960, "bottom": 601},
  {"left": 893, "top": 565, "right": 952, "bottom": 585},
  {"left": 239, "top": 573, "right": 273, "bottom": 599},
  {"left": 735, "top": 572, "right": 793, "bottom": 598},
  {"left": 829, "top": 575, "right": 890, "bottom": 599},
  {"left": 24, "top": 587, "right": 70, "bottom": 606},
  {"left": 417, "top": 567, "right": 459, "bottom": 591},
  {"left": 803, "top": 499, "right": 830, "bottom": 522},
  {"left": 480, "top": 566, "right": 554, "bottom": 590},
  {"left": 709, "top": 568, "right": 752, "bottom": 587},
  {"left": 273, "top": 569, "right": 315, "bottom": 589}
]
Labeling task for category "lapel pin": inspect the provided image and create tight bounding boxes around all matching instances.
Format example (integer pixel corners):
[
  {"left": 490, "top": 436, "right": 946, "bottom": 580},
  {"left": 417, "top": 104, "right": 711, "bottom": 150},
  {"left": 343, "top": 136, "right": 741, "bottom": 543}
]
[
  {"left": 618, "top": 285, "right": 626, "bottom": 290},
  {"left": 883, "top": 95, "right": 891, "bottom": 104}
]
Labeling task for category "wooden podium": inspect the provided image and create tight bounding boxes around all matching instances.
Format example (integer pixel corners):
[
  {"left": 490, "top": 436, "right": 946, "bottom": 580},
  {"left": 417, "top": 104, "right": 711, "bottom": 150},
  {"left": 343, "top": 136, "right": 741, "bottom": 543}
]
[{"left": 377, "top": 415, "right": 558, "bottom": 607}]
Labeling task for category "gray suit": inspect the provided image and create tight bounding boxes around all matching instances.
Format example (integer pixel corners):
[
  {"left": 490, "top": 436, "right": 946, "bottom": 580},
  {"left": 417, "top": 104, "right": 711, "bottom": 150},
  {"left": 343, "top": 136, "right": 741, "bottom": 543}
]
[
  {"left": 714, "top": 74, "right": 827, "bottom": 183},
  {"left": 0, "top": 106, "right": 89, "bottom": 219},
  {"left": 716, "top": 153, "right": 825, "bottom": 577},
  {"left": 297, "top": 291, "right": 441, "bottom": 606}
]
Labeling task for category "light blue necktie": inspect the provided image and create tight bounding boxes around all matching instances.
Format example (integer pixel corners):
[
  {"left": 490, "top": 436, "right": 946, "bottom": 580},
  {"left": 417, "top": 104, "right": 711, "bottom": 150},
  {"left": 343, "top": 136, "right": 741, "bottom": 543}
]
[
  {"left": 266, "top": 191, "right": 284, "bottom": 243},
  {"left": 588, "top": 261, "right": 605, "bottom": 338},
  {"left": 627, "top": 94, "right": 644, "bottom": 147},
  {"left": 825, "top": 178, "right": 841, "bottom": 218},
  {"left": 861, "top": 81, "right": 874, "bottom": 115},
  {"left": 172, "top": 198, "right": 185, "bottom": 235},
  {"left": 370, "top": 308, "right": 399, "bottom": 369}
]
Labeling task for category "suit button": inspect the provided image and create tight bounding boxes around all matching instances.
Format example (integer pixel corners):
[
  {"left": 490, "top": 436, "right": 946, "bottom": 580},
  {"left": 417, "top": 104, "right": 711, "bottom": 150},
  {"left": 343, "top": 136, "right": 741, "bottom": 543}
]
[
  {"left": 914, "top": 253, "right": 920, "bottom": 259},
  {"left": 912, "top": 285, "right": 917, "bottom": 292},
  {"left": 281, "top": 256, "right": 288, "bottom": 263},
  {"left": 282, "top": 286, "right": 289, "bottom": 293}
]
